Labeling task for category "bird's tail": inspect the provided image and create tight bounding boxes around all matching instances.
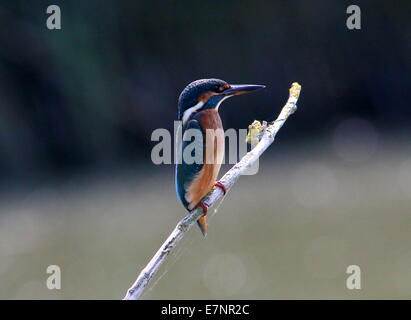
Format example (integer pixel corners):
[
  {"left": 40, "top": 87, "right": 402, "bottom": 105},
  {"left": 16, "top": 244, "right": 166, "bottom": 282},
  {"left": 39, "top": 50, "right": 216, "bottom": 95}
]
[{"left": 196, "top": 216, "right": 207, "bottom": 237}]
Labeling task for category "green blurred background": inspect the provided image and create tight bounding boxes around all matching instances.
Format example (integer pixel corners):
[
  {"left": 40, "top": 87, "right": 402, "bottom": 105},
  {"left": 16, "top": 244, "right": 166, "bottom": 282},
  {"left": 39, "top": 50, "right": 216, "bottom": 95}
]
[{"left": 0, "top": 1, "right": 410, "bottom": 299}]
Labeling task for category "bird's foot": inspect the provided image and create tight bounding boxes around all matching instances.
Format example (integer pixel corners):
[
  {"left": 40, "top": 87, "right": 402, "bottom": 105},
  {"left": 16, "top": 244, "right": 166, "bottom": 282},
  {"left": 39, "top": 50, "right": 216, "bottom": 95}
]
[
  {"left": 197, "top": 202, "right": 208, "bottom": 237},
  {"left": 214, "top": 181, "right": 227, "bottom": 195},
  {"left": 197, "top": 201, "right": 208, "bottom": 216}
]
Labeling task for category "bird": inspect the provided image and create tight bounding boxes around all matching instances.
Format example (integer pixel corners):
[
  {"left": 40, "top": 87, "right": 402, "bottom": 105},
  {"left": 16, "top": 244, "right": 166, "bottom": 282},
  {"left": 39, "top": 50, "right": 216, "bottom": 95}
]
[{"left": 175, "top": 78, "right": 265, "bottom": 236}]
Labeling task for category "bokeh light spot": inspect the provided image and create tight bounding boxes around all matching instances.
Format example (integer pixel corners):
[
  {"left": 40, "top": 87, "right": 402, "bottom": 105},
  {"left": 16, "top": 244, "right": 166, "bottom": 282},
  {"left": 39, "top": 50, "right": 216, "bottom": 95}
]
[
  {"left": 332, "top": 118, "right": 378, "bottom": 163},
  {"left": 203, "top": 253, "right": 247, "bottom": 297},
  {"left": 290, "top": 163, "right": 338, "bottom": 208}
]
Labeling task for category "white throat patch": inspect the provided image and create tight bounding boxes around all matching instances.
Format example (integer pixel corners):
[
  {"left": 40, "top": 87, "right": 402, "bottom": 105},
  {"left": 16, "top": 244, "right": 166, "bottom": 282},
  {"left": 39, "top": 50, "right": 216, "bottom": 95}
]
[
  {"left": 215, "top": 95, "right": 230, "bottom": 111},
  {"left": 182, "top": 101, "right": 204, "bottom": 125}
]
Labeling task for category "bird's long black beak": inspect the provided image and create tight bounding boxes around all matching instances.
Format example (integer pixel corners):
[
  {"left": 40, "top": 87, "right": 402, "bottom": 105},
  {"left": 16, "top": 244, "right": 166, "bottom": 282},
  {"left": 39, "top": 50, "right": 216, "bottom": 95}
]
[{"left": 223, "top": 84, "right": 266, "bottom": 96}]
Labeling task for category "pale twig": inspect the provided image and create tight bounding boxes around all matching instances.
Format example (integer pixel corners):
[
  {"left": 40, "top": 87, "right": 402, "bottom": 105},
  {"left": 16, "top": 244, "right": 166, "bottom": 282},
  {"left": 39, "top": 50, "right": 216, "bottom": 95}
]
[{"left": 123, "top": 82, "right": 302, "bottom": 300}]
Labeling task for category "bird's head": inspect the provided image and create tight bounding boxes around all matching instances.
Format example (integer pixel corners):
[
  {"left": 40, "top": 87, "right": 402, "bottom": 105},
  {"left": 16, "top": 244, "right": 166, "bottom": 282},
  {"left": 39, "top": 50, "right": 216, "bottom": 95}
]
[{"left": 178, "top": 78, "right": 265, "bottom": 124}]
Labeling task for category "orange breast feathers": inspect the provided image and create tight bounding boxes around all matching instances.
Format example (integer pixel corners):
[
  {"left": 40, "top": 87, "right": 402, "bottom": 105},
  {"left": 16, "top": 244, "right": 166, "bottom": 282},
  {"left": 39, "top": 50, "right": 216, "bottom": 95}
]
[{"left": 185, "top": 110, "right": 225, "bottom": 210}]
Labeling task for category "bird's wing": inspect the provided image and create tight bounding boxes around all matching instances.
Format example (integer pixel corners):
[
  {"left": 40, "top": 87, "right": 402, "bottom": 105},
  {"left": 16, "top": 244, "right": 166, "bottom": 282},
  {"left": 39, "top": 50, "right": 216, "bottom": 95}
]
[{"left": 175, "top": 119, "right": 204, "bottom": 209}]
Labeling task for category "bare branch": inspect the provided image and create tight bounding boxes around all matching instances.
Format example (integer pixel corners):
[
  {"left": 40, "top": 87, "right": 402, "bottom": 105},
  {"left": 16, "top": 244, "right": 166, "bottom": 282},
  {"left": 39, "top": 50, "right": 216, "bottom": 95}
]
[{"left": 123, "top": 82, "right": 302, "bottom": 300}]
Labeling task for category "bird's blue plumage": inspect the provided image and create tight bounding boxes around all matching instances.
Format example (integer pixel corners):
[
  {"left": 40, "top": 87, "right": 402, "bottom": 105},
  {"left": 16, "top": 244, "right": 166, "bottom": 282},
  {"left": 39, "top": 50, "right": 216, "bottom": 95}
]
[{"left": 175, "top": 118, "right": 204, "bottom": 210}]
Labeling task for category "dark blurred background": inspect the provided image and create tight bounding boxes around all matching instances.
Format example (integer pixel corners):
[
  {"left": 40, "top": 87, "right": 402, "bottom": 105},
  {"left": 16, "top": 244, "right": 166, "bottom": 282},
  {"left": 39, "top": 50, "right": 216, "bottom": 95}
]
[{"left": 0, "top": 1, "right": 410, "bottom": 299}]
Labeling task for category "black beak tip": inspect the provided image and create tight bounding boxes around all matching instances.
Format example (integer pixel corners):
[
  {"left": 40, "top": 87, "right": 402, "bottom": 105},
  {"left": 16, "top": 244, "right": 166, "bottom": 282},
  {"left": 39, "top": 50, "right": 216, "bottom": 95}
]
[
  {"left": 254, "top": 84, "right": 266, "bottom": 90},
  {"left": 247, "top": 84, "right": 266, "bottom": 92}
]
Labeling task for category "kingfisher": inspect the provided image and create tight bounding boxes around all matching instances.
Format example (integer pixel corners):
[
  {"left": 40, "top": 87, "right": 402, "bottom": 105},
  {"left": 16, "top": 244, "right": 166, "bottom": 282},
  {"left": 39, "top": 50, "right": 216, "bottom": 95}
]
[{"left": 175, "top": 78, "right": 265, "bottom": 236}]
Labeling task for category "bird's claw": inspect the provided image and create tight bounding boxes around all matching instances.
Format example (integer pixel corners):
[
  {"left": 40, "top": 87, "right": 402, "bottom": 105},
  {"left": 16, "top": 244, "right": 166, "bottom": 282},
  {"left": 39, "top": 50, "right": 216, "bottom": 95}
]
[
  {"left": 198, "top": 202, "right": 208, "bottom": 216},
  {"left": 214, "top": 181, "right": 227, "bottom": 195}
]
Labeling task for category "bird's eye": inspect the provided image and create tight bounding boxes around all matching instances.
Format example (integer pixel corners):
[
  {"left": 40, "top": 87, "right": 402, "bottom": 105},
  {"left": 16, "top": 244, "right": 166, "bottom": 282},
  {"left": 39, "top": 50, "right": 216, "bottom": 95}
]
[{"left": 216, "top": 86, "right": 225, "bottom": 93}]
